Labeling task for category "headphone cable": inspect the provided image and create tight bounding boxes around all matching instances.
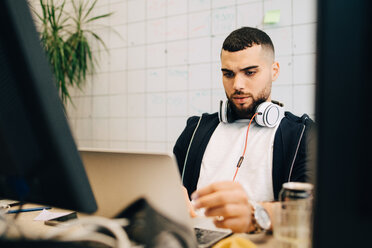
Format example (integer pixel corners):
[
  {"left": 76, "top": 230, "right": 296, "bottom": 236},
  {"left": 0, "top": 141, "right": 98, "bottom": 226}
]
[{"left": 233, "top": 112, "right": 258, "bottom": 181}]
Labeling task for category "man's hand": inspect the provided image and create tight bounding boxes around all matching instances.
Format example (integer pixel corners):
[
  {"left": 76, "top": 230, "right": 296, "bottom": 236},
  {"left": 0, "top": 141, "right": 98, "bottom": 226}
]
[
  {"left": 182, "top": 186, "right": 197, "bottom": 217},
  {"left": 191, "top": 181, "right": 253, "bottom": 233}
]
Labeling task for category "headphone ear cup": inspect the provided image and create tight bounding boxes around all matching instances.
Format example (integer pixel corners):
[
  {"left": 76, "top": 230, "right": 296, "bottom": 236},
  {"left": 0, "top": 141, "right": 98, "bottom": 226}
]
[
  {"left": 255, "top": 102, "right": 284, "bottom": 127},
  {"left": 218, "top": 100, "right": 226, "bottom": 123},
  {"left": 218, "top": 100, "right": 234, "bottom": 123}
]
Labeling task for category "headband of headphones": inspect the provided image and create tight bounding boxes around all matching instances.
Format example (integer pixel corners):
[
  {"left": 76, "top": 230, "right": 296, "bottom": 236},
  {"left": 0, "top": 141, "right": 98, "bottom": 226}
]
[{"left": 218, "top": 99, "right": 284, "bottom": 127}]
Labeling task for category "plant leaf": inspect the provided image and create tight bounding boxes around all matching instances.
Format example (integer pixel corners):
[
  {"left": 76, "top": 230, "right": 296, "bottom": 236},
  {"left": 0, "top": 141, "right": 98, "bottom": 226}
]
[
  {"left": 86, "top": 13, "right": 113, "bottom": 23},
  {"left": 33, "top": 0, "right": 112, "bottom": 106}
]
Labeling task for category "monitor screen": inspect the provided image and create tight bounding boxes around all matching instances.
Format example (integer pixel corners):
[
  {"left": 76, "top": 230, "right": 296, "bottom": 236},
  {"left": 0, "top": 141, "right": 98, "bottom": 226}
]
[
  {"left": 314, "top": 0, "right": 371, "bottom": 247},
  {"left": 0, "top": 0, "right": 97, "bottom": 213}
]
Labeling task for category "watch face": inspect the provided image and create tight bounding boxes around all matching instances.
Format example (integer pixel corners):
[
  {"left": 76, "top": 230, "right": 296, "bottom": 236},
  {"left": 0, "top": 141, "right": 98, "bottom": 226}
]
[{"left": 255, "top": 206, "right": 271, "bottom": 230}]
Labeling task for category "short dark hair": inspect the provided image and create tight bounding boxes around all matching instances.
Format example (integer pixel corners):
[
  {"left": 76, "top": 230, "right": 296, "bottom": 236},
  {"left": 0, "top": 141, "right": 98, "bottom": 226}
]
[{"left": 222, "top": 27, "right": 275, "bottom": 54}]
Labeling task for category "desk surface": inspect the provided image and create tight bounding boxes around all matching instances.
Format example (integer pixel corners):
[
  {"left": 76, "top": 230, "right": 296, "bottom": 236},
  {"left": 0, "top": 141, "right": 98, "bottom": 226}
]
[{"left": 3, "top": 204, "right": 278, "bottom": 247}]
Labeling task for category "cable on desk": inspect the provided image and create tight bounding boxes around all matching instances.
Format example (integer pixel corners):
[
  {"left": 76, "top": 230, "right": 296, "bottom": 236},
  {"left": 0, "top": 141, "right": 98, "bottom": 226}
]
[
  {"left": 0, "top": 203, "right": 11, "bottom": 211},
  {"left": 43, "top": 216, "right": 131, "bottom": 248}
]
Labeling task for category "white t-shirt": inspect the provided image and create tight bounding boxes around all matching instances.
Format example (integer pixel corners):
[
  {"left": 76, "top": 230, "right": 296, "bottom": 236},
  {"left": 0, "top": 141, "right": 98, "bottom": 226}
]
[{"left": 196, "top": 120, "right": 280, "bottom": 202}]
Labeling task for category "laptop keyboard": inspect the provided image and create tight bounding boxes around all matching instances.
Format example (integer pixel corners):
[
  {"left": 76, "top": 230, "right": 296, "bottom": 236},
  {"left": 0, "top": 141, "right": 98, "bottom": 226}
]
[{"left": 194, "top": 227, "right": 231, "bottom": 246}]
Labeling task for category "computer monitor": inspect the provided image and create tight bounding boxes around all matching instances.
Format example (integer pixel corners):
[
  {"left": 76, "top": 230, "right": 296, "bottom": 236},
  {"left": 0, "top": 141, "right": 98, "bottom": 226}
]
[
  {"left": 0, "top": 0, "right": 97, "bottom": 213},
  {"left": 314, "top": 0, "right": 371, "bottom": 247}
]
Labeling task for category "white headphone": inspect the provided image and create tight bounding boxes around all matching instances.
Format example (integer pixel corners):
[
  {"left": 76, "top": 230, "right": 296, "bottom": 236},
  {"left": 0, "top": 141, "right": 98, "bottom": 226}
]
[{"left": 218, "top": 99, "right": 285, "bottom": 127}]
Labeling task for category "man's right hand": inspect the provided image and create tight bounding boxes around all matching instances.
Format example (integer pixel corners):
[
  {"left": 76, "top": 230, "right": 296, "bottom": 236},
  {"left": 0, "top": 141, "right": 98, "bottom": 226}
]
[
  {"left": 182, "top": 186, "right": 197, "bottom": 217},
  {"left": 191, "top": 181, "right": 253, "bottom": 233}
]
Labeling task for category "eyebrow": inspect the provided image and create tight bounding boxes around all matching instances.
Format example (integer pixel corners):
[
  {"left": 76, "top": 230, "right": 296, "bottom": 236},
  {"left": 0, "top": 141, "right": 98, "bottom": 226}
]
[
  {"left": 221, "top": 65, "right": 259, "bottom": 72},
  {"left": 241, "top": 65, "right": 259, "bottom": 71}
]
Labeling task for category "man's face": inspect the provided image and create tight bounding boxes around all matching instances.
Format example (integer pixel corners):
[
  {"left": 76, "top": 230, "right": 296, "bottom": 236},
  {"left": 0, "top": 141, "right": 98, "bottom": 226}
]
[{"left": 220, "top": 45, "right": 279, "bottom": 119}]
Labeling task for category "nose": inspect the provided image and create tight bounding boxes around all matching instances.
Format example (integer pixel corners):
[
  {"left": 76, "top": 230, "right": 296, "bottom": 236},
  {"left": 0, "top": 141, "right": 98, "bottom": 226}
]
[{"left": 233, "top": 74, "right": 245, "bottom": 91}]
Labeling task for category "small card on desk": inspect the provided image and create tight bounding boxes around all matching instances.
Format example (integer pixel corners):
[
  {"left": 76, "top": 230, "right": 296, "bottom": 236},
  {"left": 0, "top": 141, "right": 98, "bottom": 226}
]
[{"left": 34, "top": 209, "right": 77, "bottom": 224}]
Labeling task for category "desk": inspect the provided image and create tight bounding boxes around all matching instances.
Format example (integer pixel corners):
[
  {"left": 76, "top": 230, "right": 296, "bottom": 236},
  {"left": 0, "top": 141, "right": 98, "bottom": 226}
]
[
  {"left": 2, "top": 204, "right": 86, "bottom": 240},
  {"left": 2, "top": 204, "right": 278, "bottom": 247}
]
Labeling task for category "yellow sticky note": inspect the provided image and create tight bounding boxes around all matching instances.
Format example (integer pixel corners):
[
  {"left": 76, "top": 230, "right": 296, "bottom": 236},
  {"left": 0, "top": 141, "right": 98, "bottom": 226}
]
[{"left": 264, "top": 9, "right": 281, "bottom": 24}]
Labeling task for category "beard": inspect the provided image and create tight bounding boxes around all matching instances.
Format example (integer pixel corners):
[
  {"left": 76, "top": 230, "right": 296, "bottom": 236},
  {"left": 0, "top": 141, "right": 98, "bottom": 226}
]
[{"left": 227, "top": 89, "right": 270, "bottom": 119}]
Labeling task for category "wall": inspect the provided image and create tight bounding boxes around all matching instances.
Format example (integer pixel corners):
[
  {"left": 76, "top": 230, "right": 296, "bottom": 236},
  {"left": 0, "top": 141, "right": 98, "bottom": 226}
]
[{"left": 31, "top": 0, "right": 317, "bottom": 153}]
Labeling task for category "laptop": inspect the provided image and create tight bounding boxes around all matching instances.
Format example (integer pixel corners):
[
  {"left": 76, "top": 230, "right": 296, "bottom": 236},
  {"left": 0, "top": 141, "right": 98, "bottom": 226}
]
[{"left": 79, "top": 148, "right": 232, "bottom": 247}]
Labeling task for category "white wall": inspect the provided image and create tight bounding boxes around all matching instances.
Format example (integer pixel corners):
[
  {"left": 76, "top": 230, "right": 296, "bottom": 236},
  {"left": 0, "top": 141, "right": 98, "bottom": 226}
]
[{"left": 31, "top": 0, "right": 317, "bottom": 153}]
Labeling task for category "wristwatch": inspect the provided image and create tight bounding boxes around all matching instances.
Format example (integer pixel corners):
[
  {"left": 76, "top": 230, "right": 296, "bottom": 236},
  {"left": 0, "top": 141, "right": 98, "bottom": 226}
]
[{"left": 249, "top": 200, "right": 271, "bottom": 233}]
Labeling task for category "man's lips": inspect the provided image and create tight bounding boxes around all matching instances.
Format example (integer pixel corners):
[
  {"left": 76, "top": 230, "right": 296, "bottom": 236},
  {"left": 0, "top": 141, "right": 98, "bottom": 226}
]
[{"left": 232, "top": 96, "right": 251, "bottom": 104}]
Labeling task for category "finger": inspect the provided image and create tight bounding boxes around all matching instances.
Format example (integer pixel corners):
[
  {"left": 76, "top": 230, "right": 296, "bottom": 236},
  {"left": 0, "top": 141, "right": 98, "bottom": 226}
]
[
  {"left": 204, "top": 203, "right": 251, "bottom": 219},
  {"left": 193, "top": 188, "right": 248, "bottom": 210},
  {"left": 214, "top": 216, "right": 251, "bottom": 233},
  {"left": 182, "top": 187, "right": 197, "bottom": 217},
  {"left": 188, "top": 205, "right": 197, "bottom": 218},
  {"left": 186, "top": 199, "right": 197, "bottom": 217},
  {"left": 191, "top": 181, "right": 241, "bottom": 199}
]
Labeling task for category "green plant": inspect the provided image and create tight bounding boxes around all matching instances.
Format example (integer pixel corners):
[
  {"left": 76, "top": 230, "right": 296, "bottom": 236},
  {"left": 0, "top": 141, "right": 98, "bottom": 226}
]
[{"left": 32, "top": 0, "right": 111, "bottom": 105}]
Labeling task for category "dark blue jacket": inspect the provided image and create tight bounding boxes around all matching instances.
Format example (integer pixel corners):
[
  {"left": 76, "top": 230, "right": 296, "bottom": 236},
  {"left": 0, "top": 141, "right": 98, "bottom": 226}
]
[{"left": 173, "top": 112, "right": 314, "bottom": 200}]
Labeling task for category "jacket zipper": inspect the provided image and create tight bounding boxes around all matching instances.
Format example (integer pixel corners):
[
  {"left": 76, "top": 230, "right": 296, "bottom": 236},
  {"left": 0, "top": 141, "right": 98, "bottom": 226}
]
[
  {"left": 181, "top": 116, "right": 203, "bottom": 183},
  {"left": 288, "top": 117, "right": 308, "bottom": 182}
]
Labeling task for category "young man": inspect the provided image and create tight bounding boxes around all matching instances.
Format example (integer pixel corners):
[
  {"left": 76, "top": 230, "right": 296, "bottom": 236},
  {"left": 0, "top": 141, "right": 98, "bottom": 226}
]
[{"left": 173, "top": 27, "right": 314, "bottom": 233}]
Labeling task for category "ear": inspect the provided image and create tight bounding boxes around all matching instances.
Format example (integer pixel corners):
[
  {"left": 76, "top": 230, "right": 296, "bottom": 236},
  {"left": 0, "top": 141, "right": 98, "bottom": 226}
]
[{"left": 271, "top": 61, "right": 280, "bottom": 81}]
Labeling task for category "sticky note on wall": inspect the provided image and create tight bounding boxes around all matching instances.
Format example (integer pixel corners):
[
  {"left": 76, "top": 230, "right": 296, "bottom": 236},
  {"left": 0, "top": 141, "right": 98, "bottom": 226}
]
[{"left": 264, "top": 9, "right": 281, "bottom": 24}]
